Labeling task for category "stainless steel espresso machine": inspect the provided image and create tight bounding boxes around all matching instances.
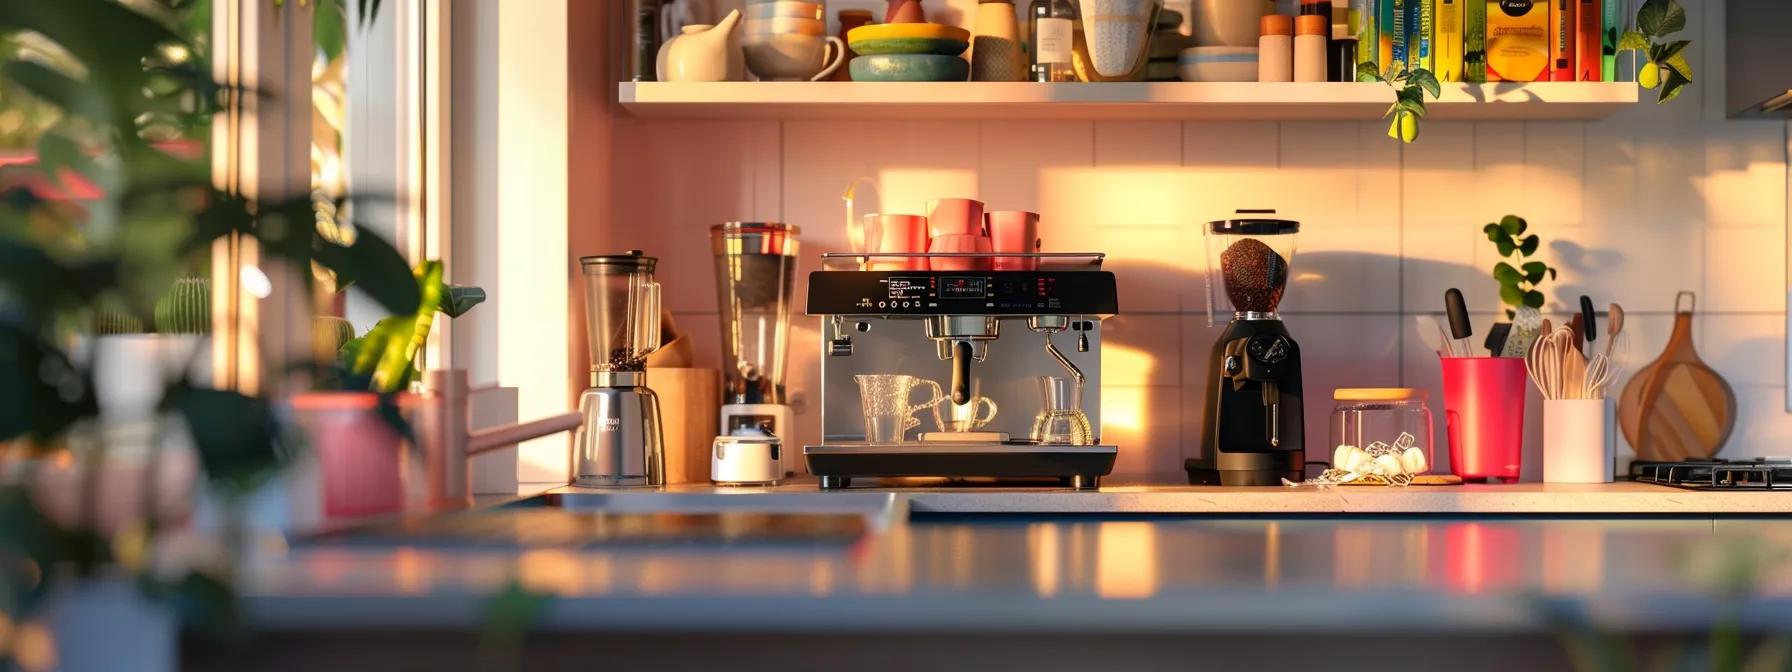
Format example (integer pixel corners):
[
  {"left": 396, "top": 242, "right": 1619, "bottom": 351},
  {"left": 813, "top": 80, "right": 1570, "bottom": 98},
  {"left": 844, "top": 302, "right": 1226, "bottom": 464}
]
[{"left": 803, "top": 253, "right": 1119, "bottom": 490}]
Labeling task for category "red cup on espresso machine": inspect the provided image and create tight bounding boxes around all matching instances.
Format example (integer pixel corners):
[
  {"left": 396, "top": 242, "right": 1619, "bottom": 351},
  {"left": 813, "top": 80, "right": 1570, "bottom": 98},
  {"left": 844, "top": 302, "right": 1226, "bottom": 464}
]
[{"left": 985, "top": 210, "right": 1040, "bottom": 271}]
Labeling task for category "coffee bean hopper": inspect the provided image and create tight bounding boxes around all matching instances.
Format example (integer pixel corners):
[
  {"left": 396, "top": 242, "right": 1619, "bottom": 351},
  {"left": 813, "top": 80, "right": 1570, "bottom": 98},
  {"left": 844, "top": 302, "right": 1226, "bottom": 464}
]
[{"left": 1186, "top": 210, "right": 1307, "bottom": 486}]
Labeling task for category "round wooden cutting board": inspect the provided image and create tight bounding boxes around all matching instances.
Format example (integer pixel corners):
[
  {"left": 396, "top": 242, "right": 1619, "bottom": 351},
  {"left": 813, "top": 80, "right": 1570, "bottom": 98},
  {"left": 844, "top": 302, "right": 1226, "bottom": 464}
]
[{"left": 1617, "top": 292, "right": 1737, "bottom": 461}]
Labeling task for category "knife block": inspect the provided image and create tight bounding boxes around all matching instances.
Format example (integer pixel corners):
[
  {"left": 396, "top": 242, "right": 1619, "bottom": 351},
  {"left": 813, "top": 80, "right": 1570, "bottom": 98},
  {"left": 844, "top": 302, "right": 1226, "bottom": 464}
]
[{"left": 649, "top": 367, "right": 721, "bottom": 484}]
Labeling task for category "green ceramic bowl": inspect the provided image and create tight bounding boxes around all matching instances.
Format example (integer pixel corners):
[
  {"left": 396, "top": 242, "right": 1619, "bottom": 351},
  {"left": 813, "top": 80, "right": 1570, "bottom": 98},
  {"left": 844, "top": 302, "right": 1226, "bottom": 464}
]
[
  {"left": 848, "top": 54, "right": 970, "bottom": 82},
  {"left": 849, "top": 36, "right": 969, "bottom": 56}
]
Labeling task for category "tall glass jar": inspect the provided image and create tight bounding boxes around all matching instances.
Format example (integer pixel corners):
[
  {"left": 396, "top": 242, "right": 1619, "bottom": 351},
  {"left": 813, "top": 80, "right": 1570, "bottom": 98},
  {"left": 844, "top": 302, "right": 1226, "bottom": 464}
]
[{"left": 1330, "top": 388, "right": 1433, "bottom": 474}]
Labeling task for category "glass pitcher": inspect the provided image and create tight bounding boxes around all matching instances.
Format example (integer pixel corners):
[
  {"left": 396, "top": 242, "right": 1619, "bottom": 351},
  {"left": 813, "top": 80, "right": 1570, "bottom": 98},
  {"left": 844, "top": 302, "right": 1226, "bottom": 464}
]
[
  {"left": 856, "top": 374, "right": 946, "bottom": 444},
  {"left": 579, "top": 251, "right": 662, "bottom": 375},
  {"left": 1033, "top": 376, "right": 1093, "bottom": 446}
]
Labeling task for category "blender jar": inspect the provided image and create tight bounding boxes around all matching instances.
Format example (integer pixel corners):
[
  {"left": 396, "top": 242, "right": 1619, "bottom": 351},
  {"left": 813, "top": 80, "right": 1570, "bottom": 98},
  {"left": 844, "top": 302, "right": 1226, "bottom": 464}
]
[
  {"left": 1330, "top": 388, "right": 1434, "bottom": 475},
  {"left": 579, "top": 251, "right": 662, "bottom": 377},
  {"left": 1205, "top": 210, "right": 1299, "bottom": 321},
  {"left": 710, "top": 223, "right": 799, "bottom": 406}
]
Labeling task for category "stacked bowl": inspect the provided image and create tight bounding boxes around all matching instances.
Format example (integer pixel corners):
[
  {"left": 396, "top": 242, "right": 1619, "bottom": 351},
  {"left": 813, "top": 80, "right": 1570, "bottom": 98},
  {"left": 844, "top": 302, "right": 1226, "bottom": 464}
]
[
  {"left": 844, "top": 23, "right": 971, "bottom": 82},
  {"left": 744, "top": 0, "right": 847, "bottom": 81}
]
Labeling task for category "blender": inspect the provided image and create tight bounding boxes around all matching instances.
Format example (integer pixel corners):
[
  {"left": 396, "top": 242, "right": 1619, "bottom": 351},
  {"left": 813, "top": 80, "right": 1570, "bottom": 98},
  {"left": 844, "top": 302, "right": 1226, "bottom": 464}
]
[
  {"left": 1186, "top": 210, "right": 1307, "bottom": 486},
  {"left": 573, "top": 251, "right": 665, "bottom": 487},
  {"left": 711, "top": 223, "right": 799, "bottom": 471}
]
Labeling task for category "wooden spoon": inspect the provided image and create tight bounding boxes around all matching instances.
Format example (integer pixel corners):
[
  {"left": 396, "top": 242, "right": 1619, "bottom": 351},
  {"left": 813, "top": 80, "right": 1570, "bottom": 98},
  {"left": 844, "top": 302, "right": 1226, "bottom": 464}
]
[{"left": 1603, "top": 303, "right": 1625, "bottom": 362}]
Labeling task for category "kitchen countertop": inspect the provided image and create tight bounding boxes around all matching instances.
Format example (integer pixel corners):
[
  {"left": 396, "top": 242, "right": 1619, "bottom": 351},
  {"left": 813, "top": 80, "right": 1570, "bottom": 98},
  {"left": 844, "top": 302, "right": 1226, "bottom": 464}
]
[
  {"left": 226, "top": 481, "right": 1792, "bottom": 634},
  {"left": 627, "top": 480, "right": 1792, "bottom": 515}
]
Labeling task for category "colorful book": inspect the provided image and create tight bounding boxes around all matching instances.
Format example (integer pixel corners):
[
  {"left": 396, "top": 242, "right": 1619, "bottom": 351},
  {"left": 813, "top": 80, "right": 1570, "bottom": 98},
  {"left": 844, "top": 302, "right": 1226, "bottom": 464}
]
[
  {"left": 1576, "top": 0, "right": 1601, "bottom": 80},
  {"left": 1550, "top": 0, "right": 1575, "bottom": 82},
  {"left": 1486, "top": 0, "right": 1549, "bottom": 81},
  {"left": 1392, "top": 0, "right": 1408, "bottom": 70},
  {"left": 1601, "top": 0, "right": 1620, "bottom": 81},
  {"left": 1380, "top": 0, "right": 1397, "bottom": 72},
  {"left": 1464, "top": 0, "right": 1487, "bottom": 82},
  {"left": 1416, "top": 0, "right": 1435, "bottom": 72},
  {"left": 1354, "top": 0, "right": 1380, "bottom": 79},
  {"left": 1434, "top": 0, "right": 1463, "bottom": 81}
]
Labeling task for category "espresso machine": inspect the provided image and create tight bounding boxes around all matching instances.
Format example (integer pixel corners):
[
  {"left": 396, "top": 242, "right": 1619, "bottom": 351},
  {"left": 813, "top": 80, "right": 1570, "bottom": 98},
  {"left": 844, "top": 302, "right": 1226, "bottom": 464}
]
[
  {"left": 803, "top": 252, "right": 1119, "bottom": 490},
  {"left": 573, "top": 251, "right": 665, "bottom": 487},
  {"left": 710, "top": 223, "right": 799, "bottom": 471},
  {"left": 1186, "top": 211, "right": 1306, "bottom": 486}
]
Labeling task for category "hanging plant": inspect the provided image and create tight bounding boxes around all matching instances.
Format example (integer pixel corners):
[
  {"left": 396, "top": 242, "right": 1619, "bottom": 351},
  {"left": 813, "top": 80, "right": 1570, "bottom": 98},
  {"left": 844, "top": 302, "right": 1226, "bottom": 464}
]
[
  {"left": 1360, "top": 63, "right": 1441, "bottom": 144},
  {"left": 1618, "top": 0, "right": 1692, "bottom": 104}
]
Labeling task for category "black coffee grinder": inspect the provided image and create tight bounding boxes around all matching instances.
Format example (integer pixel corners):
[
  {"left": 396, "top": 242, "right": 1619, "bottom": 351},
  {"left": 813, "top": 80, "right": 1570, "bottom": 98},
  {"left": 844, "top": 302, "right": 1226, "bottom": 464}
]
[{"left": 1186, "top": 210, "right": 1305, "bottom": 486}]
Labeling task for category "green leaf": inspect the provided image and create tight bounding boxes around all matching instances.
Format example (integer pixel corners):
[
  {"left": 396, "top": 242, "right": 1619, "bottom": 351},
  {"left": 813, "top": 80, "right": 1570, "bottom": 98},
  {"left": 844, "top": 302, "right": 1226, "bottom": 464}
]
[
  {"left": 1636, "top": 0, "right": 1671, "bottom": 37},
  {"left": 482, "top": 580, "right": 552, "bottom": 655},
  {"left": 1358, "top": 69, "right": 1383, "bottom": 83},
  {"left": 1648, "top": 39, "right": 1690, "bottom": 64},
  {"left": 2, "top": 61, "right": 110, "bottom": 124},
  {"left": 1656, "top": 0, "right": 1686, "bottom": 35},
  {"left": 0, "top": 326, "right": 99, "bottom": 444},
  {"left": 1500, "top": 215, "right": 1527, "bottom": 236},
  {"left": 1494, "top": 262, "right": 1522, "bottom": 284},
  {"left": 315, "top": 0, "right": 347, "bottom": 63},
  {"left": 313, "top": 227, "right": 424, "bottom": 317},
  {"left": 1547, "top": 267, "right": 1557, "bottom": 281},
  {"left": 1522, "top": 290, "right": 1546, "bottom": 308},
  {"left": 1663, "top": 52, "right": 1693, "bottom": 81},
  {"left": 370, "top": 261, "right": 444, "bottom": 393},
  {"left": 1396, "top": 97, "right": 1427, "bottom": 118},
  {"left": 35, "top": 131, "right": 111, "bottom": 193},
  {"left": 1518, "top": 235, "right": 1539, "bottom": 256},
  {"left": 1382, "top": 61, "right": 1404, "bottom": 82},
  {"left": 1495, "top": 237, "right": 1516, "bottom": 257},
  {"left": 441, "top": 285, "right": 486, "bottom": 318},
  {"left": 1522, "top": 261, "right": 1548, "bottom": 283},
  {"left": 1617, "top": 31, "right": 1650, "bottom": 52},
  {"left": 169, "top": 385, "right": 285, "bottom": 494},
  {"left": 1499, "top": 283, "right": 1525, "bottom": 307},
  {"left": 1657, "top": 66, "right": 1691, "bottom": 104},
  {"left": 1482, "top": 223, "right": 1502, "bottom": 240},
  {"left": 1408, "top": 70, "right": 1442, "bottom": 99}
]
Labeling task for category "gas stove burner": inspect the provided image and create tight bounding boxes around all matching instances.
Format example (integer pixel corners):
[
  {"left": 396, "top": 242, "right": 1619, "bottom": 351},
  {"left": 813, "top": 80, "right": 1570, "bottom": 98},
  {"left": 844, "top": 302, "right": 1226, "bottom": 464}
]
[{"left": 1631, "top": 458, "right": 1792, "bottom": 490}]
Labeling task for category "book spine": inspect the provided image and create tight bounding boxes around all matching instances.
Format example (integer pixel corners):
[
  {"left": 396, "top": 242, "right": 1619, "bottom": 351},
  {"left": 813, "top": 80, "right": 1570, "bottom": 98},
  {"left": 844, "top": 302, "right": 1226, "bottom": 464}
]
[
  {"left": 1435, "top": 0, "right": 1463, "bottom": 81},
  {"left": 1380, "top": 0, "right": 1397, "bottom": 71},
  {"left": 1550, "top": 0, "right": 1575, "bottom": 82},
  {"left": 1576, "top": 0, "right": 1601, "bottom": 80},
  {"left": 1354, "top": 0, "right": 1380, "bottom": 78},
  {"left": 1464, "top": 0, "right": 1487, "bottom": 82},
  {"left": 1392, "top": 0, "right": 1408, "bottom": 69},
  {"left": 1415, "top": 0, "right": 1434, "bottom": 72},
  {"left": 1601, "top": 0, "right": 1621, "bottom": 81}
]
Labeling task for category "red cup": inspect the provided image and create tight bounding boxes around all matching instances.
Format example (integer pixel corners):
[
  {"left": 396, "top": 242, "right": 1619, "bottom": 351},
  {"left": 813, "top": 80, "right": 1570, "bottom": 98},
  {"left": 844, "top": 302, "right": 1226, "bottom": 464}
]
[
  {"left": 1440, "top": 357, "right": 1527, "bottom": 483},
  {"left": 985, "top": 210, "right": 1040, "bottom": 271},
  {"left": 863, "top": 214, "right": 929, "bottom": 270},
  {"left": 927, "top": 233, "right": 992, "bottom": 271},
  {"left": 926, "top": 198, "right": 985, "bottom": 237}
]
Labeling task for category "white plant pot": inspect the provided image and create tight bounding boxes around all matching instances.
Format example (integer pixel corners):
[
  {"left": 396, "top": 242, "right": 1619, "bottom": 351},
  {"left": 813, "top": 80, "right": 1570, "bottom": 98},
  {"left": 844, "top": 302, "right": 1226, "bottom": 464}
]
[{"left": 71, "top": 335, "right": 213, "bottom": 424}]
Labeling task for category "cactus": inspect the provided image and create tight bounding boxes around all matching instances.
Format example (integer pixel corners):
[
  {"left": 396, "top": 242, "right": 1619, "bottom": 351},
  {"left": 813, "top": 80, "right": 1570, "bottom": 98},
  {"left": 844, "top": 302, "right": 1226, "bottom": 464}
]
[
  {"left": 154, "top": 277, "right": 211, "bottom": 334},
  {"left": 91, "top": 307, "right": 146, "bottom": 335},
  {"left": 313, "top": 315, "right": 356, "bottom": 359}
]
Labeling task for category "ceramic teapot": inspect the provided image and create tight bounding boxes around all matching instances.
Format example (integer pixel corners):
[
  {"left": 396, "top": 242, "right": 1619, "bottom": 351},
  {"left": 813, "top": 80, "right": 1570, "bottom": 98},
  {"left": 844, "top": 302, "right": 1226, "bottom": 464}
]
[{"left": 656, "top": 9, "right": 743, "bottom": 82}]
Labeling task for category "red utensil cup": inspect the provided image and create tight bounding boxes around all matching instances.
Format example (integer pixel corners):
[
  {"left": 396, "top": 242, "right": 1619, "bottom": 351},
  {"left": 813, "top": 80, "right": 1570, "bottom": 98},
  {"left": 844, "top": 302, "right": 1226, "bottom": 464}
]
[
  {"left": 1440, "top": 357, "right": 1527, "bottom": 483},
  {"left": 926, "top": 198, "right": 985, "bottom": 237},
  {"left": 985, "top": 210, "right": 1040, "bottom": 271}
]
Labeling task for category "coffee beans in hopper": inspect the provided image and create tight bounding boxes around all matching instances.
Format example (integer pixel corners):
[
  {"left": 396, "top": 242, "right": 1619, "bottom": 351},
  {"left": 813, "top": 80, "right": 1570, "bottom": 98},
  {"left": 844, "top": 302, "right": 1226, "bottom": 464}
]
[{"left": 1220, "top": 238, "right": 1289, "bottom": 313}]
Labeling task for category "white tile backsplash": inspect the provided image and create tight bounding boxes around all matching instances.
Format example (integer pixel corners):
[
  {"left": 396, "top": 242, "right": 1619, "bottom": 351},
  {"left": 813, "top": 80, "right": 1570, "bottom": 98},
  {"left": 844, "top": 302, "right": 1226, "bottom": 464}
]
[{"left": 612, "top": 2, "right": 1792, "bottom": 474}]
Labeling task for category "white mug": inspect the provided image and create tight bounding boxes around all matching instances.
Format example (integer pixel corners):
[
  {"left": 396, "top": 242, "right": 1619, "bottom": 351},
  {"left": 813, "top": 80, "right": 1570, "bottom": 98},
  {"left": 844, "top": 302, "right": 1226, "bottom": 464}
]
[{"left": 743, "top": 33, "right": 846, "bottom": 81}]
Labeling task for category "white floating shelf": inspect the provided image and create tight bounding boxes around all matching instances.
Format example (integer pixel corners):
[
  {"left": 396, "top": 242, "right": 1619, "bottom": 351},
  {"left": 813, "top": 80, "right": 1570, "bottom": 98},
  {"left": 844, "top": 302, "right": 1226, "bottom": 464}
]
[{"left": 619, "top": 81, "right": 1639, "bottom": 121}]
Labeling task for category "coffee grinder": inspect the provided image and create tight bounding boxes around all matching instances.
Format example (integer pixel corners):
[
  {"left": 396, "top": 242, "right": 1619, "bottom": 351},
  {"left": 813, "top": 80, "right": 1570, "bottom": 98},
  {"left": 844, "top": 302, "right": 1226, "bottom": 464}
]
[
  {"left": 711, "top": 223, "right": 799, "bottom": 470},
  {"left": 573, "top": 251, "right": 665, "bottom": 487},
  {"left": 1186, "top": 210, "right": 1305, "bottom": 486}
]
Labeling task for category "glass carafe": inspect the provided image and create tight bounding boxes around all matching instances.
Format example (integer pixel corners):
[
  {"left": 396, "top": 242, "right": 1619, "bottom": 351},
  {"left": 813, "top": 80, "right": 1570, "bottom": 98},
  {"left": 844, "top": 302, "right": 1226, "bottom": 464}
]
[
  {"left": 579, "top": 251, "right": 662, "bottom": 375},
  {"left": 1033, "top": 376, "right": 1093, "bottom": 445},
  {"left": 856, "top": 374, "right": 946, "bottom": 444}
]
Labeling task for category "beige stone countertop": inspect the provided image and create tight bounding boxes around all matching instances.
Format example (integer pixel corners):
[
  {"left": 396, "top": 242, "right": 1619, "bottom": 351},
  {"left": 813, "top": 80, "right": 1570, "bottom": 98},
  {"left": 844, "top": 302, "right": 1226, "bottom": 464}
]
[{"left": 609, "top": 480, "right": 1792, "bottom": 515}]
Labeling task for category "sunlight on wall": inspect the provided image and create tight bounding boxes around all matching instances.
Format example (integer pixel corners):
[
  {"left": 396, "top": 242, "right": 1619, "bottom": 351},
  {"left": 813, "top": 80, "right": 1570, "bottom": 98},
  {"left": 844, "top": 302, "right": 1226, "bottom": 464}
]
[
  {"left": 874, "top": 169, "right": 979, "bottom": 217},
  {"left": 1101, "top": 343, "right": 1157, "bottom": 391},
  {"left": 1096, "top": 522, "right": 1159, "bottom": 599},
  {"left": 1101, "top": 386, "right": 1148, "bottom": 434}
]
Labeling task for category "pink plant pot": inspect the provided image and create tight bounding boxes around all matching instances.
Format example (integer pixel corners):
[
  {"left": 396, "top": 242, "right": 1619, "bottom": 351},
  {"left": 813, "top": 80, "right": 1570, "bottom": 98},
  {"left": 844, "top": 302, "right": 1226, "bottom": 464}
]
[
  {"left": 926, "top": 198, "right": 985, "bottom": 237},
  {"left": 928, "top": 233, "right": 993, "bottom": 271},
  {"left": 985, "top": 210, "right": 1041, "bottom": 271},
  {"left": 863, "top": 214, "right": 930, "bottom": 271},
  {"left": 292, "top": 391, "right": 407, "bottom": 518}
]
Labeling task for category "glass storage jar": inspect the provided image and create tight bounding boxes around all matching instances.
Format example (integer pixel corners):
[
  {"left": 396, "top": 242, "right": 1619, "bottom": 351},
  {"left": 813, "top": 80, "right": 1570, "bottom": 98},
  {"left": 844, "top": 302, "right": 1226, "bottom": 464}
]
[{"left": 1330, "top": 388, "right": 1434, "bottom": 474}]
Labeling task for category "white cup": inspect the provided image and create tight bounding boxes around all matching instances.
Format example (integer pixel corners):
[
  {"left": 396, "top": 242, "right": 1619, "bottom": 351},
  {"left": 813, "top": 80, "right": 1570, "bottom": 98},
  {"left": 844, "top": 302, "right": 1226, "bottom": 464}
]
[
  {"left": 743, "top": 33, "right": 847, "bottom": 81},
  {"left": 1543, "top": 398, "right": 1612, "bottom": 483}
]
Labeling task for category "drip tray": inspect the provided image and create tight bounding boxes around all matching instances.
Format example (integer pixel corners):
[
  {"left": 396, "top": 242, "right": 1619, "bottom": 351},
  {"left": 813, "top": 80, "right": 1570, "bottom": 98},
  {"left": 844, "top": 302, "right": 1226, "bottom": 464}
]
[{"left": 803, "top": 442, "right": 1117, "bottom": 491}]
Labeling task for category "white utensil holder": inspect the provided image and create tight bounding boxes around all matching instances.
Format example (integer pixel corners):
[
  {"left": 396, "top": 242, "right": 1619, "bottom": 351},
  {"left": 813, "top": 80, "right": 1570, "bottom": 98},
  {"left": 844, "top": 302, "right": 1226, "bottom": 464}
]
[{"left": 1543, "top": 398, "right": 1612, "bottom": 483}]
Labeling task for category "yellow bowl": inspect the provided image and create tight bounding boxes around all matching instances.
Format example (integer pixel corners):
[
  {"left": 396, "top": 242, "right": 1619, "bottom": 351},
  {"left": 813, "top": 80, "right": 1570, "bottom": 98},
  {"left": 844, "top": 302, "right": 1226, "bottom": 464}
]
[{"left": 846, "top": 22, "right": 972, "bottom": 44}]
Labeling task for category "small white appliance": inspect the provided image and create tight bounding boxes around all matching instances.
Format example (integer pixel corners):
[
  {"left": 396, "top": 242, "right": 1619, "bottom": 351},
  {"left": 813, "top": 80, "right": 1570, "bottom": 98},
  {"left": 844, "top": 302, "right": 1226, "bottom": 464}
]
[
  {"left": 711, "top": 222, "right": 801, "bottom": 474},
  {"left": 711, "top": 434, "right": 783, "bottom": 486}
]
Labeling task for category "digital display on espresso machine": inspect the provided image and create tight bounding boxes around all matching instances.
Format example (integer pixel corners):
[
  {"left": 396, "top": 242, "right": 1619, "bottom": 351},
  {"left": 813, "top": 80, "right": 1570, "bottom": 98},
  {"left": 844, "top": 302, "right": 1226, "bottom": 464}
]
[
  {"left": 938, "top": 276, "right": 987, "bottom": 299},
  {"left": 886, "top": 277, "right": 930, "bottom": 300}
]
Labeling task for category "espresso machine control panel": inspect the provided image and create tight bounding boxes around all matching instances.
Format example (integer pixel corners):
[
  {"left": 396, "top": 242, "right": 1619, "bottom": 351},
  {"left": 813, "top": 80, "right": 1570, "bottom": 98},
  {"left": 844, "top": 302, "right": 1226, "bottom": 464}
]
[{"left": 806, "top": 271, "right": 1119, "bottom": 317}]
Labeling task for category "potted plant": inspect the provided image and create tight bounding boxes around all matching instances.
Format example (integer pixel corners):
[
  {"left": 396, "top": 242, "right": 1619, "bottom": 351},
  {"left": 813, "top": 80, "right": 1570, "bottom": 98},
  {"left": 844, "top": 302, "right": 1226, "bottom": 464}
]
[{"left": 0, "top": 0, "right": 416, "bottom": 668}]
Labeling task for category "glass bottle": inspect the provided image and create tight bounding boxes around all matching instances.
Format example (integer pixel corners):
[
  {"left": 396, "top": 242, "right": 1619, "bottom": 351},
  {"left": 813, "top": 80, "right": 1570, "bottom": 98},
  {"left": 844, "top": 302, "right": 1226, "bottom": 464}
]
[{"left": 1028, "top": 0, "right": 1078, "bottom": 82}]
